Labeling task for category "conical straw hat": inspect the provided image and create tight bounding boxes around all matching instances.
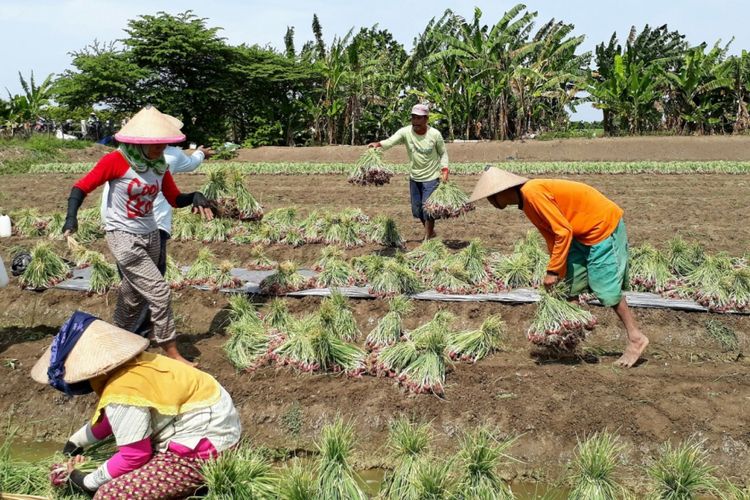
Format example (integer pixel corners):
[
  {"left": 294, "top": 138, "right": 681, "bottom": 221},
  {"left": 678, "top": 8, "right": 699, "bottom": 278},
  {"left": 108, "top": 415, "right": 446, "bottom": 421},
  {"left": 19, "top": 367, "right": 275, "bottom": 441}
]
[
  {"left": 115, "top": 105, "right": 186, "bottom": 144},
  {"left": 31, "top": 320, "right": 149, "bottom": 384},
  {"left": 468, "top": 167, "right": 529, "bottom": 203}
]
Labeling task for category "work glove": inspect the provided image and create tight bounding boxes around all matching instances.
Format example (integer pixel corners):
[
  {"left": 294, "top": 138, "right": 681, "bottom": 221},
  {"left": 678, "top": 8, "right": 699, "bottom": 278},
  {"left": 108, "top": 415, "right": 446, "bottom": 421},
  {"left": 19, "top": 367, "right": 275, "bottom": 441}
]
[
  {"left": 69, "top": 469, "right": 96, "bottom": 497},
  {"left": 63, "top": 440, "right": 84, "bottom": 457}
]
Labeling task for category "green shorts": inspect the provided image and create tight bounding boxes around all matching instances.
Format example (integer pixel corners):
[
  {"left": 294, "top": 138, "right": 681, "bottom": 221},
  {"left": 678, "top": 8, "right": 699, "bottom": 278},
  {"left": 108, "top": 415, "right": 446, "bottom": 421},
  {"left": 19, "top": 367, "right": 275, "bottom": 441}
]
[{"left": 565, "top": 220, "right": 629, "bottom": 307}]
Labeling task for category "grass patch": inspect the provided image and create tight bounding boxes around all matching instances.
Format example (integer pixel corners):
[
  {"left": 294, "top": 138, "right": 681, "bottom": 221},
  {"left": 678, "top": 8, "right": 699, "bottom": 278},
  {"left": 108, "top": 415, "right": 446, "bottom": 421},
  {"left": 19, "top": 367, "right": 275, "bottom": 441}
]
[{"left": 0, "top": 137, "right": 92, "bottom": 174}]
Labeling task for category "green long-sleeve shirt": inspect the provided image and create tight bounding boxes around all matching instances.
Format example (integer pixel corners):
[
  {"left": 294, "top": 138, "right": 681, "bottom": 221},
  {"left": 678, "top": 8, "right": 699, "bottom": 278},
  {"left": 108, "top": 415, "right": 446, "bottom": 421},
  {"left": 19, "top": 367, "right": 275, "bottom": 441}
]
[{"left": 380, "top": 126, "right": 449, "bottom": 182}]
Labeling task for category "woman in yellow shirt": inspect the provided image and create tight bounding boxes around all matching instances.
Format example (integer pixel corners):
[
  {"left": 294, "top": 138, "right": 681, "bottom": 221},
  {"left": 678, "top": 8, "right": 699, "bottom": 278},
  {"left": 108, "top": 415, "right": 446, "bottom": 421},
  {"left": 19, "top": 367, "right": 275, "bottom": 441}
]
[{"left": 469, "top": 167, "right": 649, "bottom": 368}]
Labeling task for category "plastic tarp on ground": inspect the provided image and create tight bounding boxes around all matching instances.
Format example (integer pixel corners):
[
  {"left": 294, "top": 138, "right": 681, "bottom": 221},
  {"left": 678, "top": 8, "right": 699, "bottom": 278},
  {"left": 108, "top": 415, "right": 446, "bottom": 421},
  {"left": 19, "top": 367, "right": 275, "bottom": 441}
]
[{"left": 53, "top": 266, "right": 747, "bottom": 315}]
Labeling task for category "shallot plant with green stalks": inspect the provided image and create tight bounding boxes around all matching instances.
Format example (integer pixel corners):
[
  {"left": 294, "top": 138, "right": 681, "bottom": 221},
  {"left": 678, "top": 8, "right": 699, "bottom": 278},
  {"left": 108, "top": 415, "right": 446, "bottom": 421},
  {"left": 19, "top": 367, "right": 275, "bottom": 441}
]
[
  {"left": 423, "top": 181, "right": 475, "bottom": 219},
  {"left": 526, "top": 284, "right": 597, "bottom": 350},
  {"left": 348, "top": 147, "right": 394, "bottom": 186}
]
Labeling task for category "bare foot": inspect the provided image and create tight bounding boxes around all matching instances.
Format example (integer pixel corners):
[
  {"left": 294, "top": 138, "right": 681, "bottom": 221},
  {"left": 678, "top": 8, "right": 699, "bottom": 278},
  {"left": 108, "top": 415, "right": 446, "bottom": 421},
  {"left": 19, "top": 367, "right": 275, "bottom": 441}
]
[
  {"left": 614, "top": 335, "right": 649, "bottom": 368},
  {"left": 170, "top": 353, "right": 197, "bottom": 368},
  {"left": 424, "top": 232, "right": 437, "bottom": 241}
]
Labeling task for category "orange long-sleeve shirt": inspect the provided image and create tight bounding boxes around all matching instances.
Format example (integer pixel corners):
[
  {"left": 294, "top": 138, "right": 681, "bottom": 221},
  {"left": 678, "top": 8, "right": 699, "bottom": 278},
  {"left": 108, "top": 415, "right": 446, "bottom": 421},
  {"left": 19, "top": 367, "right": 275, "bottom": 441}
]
[{"left": 520, "top": 179, "right": 623, "bottom": 278}]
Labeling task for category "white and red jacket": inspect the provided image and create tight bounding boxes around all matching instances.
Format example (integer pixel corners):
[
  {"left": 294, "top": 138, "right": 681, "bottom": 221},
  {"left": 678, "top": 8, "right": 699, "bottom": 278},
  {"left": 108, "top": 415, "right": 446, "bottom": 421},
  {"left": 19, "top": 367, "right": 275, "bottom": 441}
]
[{"left": 75, "top": 150, "right": 182, "bottom": 235}]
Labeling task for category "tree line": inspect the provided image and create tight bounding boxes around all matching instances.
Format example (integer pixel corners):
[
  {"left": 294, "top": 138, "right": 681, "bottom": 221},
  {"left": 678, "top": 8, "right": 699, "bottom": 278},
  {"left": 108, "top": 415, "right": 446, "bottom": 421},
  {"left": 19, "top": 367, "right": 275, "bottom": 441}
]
[{"left": 2, "top": 5, "right": 750, "bottom": 146}]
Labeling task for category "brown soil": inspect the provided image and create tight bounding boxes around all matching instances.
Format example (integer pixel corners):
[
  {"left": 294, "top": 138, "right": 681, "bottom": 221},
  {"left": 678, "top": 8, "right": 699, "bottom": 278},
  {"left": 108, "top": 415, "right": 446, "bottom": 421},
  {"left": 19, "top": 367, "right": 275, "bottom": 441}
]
[
  {"left": 1, "top": 153, "right": 749, "bottom": 485},
  {"left": 238, "top": 135, "right": 750, "bottom": 163}
]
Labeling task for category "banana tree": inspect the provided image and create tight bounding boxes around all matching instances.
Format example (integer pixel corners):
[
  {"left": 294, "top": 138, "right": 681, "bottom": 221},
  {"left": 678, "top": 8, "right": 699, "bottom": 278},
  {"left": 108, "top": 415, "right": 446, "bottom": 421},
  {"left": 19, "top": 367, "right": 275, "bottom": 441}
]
[
  {"left": 588, "top": 54, "right": 661, "bottom": 134},
  {"left": 721, "top": 50, "right": 750, "bottom": 132},
  {"left": 662, "top": 44, "right": 732, "bottom": 134}
]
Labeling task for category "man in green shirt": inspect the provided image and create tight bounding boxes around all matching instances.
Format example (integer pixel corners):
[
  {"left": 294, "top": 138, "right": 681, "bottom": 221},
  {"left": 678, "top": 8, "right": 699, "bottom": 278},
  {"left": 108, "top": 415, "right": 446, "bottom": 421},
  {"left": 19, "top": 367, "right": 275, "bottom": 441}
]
[{"left": 369, "top": 104, "right": 449, "bottom": 240}]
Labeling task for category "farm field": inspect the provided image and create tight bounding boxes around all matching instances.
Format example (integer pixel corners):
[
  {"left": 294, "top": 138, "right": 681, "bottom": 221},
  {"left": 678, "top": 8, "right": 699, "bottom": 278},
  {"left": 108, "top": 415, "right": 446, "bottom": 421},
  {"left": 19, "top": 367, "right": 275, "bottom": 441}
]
[{"left": 1, "top": 143, "right": 749, "bottom": 492}]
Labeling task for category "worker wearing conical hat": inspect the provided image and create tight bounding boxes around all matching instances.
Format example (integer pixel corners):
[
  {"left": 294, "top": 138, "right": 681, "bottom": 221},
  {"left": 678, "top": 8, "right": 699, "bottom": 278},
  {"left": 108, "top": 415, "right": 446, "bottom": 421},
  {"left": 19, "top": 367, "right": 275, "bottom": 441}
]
[
  {"left": 62, "top": 105, "right": 216, "bottom": 365},
  {"left": 469, "top": 167, "right": 649, "bottom": 368},
  {"left": 31, "top": 311, "right": 241, "bottom": 498}
]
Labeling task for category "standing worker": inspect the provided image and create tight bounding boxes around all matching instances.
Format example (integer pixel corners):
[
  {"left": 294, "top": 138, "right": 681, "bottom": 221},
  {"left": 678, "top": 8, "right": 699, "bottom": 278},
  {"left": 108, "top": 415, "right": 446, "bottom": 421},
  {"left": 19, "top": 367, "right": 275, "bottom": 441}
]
[
  {"left": 62, "top": 105, "right": 216, "bottom": 365},
  {"left": 469, "top": 167, "right": 649, "bottom": 368},
  {"left": 100, "top": 129, "right": 213, "bottom": 336},
  {"left": 368, "top": 103, "right": 449, "bottom": 241}
]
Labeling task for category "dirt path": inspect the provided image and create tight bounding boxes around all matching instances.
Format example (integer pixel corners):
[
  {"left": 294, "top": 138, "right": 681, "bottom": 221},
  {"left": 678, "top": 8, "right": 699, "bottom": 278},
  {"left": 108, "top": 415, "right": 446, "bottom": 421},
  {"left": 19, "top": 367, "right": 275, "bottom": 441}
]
[{"left": 236, "top": 136, "right": 750, "bottom": 163}]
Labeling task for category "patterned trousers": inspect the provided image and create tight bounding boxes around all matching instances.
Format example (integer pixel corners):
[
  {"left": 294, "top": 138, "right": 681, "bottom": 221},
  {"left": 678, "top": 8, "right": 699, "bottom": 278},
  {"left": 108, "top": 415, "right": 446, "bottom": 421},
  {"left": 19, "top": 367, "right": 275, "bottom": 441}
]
[
  {"left": 106, "top": 230, "right": 176, "bottom": 344},
  {"left": 94, "top": 451, "right": 205, "bottom": 500}
]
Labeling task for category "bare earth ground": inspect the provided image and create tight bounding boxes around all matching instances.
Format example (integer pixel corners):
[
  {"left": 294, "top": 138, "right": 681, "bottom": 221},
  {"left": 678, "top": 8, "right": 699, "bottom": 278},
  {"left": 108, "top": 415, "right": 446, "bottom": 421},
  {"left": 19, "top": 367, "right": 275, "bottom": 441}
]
[{"left": 0, "top": 138, "right": 749, "bottom": 487}]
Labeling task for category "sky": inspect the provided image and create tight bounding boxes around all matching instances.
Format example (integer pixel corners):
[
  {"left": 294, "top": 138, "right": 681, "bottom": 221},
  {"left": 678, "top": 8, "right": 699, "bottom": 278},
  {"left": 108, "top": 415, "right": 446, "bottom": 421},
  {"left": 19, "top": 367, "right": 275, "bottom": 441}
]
[{"left": 2, "top": 0, "right": 748, "bottom": 121}]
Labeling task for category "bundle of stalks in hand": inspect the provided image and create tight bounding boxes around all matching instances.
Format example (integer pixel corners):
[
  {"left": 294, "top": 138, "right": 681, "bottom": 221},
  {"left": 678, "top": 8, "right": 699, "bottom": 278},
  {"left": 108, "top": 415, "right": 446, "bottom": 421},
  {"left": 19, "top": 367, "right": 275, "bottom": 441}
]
[
  {"left": 246, "top": 244, "right": 275, "bottom": 270},
  {"left": 202, "top": 167, "right": 263, "bottom": 221},
  {"left": 423, "top": 181, "right": 475, "bottom": 219},
  {"left": 405, "top": 239, "right": 448, "bottom": 274},
  {"left": 526, "top": 284, "right": 597, "bottom": 350},
  {"left": 453, "top": 427, "right": 516, "bottom": 500},
  {"left": 666, "top": 236, "right": 705, "bottom": 277},
  {"left": 318, "top": 290, "right": 360, "bottom": 341},
  {"left": 628, "top": 244, "right": 674, "bottom": 293},
  {"left": 66, "top": 236, "right": 95, "bottom": 268},
  {"left": 264, "top": 298, "right": 293, "bottom": 331},
  {"left": 348, "top": 148, "right": 393, "bottom": 186},
  {"left": 315, "top": 419, "right": 368, "bottom": 500},
  {"left": 87, "top": 251, "right": 120, "bottom": 294},
  {"left": 366, "top": 295, "right": 413, "bottom": 349},
  {"left": 164, "top": 255, "right": 185, "bottom": 289},
  {"left": 201, "top": 442, "right": 277, "bottom": 499},
  {"left": 368, "top": 258, "right": 422, "bottom": 298},
  {"left": 379, "top": 418, "right": 432, "bottom": 500},
  {"left": 447, "top": 315, "right": 506, "bottom": 362},
  {"left": 365, "top": 215, "right": 404, "bottom": 248},
  {"left": 272, "top": 314, "right": 365, "bottom": 375},
  {"left": 260, "top": 261, "right": 312, "bottom": 295},
  {"left": 19, "top": 242, "right": 71, "bottom": 290},
  {"left": 223, "top": 297, "right": 270, "bottom": 371}
]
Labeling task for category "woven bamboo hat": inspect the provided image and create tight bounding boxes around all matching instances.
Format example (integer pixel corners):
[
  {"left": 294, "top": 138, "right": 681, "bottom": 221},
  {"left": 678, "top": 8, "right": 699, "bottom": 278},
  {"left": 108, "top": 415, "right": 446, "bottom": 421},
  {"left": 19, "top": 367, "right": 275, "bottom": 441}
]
[
  {"left": 31, "top": 320, "right": 149, "bottom": 384},
  {"left": 114, "top": 105, "right": 186, "bottom": 144},
  {"left": 468, "top": 167, "right": 529, "bottom": 203}
]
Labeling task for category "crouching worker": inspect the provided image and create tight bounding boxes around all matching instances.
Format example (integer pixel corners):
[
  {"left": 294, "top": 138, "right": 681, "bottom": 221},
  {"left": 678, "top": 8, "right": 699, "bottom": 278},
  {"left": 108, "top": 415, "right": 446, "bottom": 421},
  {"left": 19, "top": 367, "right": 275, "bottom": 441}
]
[
  {"left": 31, "top": 311, "right": 242, "bottom": 499},
  {"left": 469, "top": 167, "right": 649, "bottom": 367}
]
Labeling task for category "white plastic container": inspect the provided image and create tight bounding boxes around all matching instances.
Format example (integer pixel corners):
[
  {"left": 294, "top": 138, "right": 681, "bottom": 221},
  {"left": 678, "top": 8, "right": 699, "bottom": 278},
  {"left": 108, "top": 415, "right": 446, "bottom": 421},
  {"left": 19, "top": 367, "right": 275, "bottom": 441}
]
[
  {"left": 0, "top": 255, "right": 8, "bottom": 288},
  {"left": 0, "top": 215, "right": 10, "bottom": 238}
]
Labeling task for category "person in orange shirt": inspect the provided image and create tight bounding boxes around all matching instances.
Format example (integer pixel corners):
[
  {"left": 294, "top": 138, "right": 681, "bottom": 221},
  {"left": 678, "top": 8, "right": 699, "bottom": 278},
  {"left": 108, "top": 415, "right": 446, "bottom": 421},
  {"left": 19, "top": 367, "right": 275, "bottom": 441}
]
[{"left": 469, "top": 167, "right": 648, "bottom": 368}]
